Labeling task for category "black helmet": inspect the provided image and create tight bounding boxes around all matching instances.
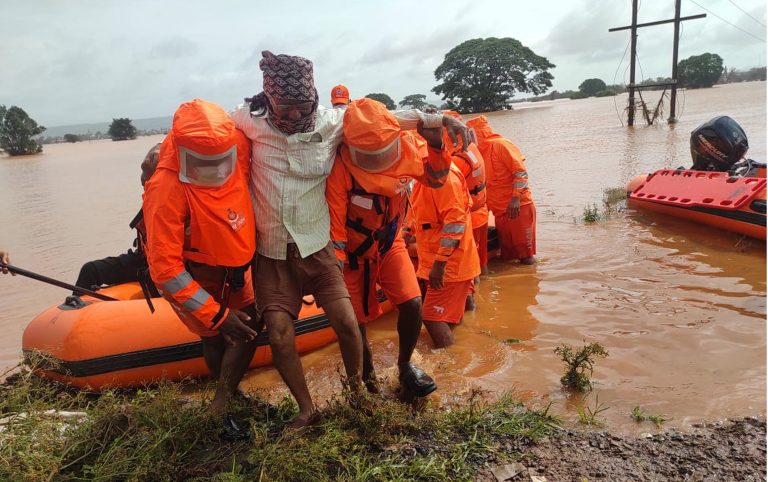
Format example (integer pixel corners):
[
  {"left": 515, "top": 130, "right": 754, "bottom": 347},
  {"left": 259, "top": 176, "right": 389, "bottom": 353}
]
[{"left": 690, "top": 116, "right": 749, "bottom": 172}]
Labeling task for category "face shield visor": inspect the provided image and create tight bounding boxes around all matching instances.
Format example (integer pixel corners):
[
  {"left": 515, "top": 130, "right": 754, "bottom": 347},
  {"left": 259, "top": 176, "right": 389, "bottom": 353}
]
[
  {"left": 178, "top": 145, "right": 237, "bottom": 187},
  {"left": 348, "top": 137, "right": 402, "bottom": 173}
]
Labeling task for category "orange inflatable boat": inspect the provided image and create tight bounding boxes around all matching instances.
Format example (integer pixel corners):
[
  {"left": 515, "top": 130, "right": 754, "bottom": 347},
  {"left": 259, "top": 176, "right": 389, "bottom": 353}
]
[
  {"left": 627, "top": 169, "right": 766, "bottom": 240},
  {"left": 22, "top": 283, "right": 339, "bottom": 390}
]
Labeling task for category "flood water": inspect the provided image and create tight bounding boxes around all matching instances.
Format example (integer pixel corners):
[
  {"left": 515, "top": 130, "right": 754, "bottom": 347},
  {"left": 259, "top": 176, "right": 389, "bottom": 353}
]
[{"left": 0, "top": 82, "right": 765, "bottom": 433}]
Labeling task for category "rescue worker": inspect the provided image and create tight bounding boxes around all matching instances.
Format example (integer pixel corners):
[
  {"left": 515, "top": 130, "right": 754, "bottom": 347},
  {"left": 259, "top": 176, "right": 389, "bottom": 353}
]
[
  {"left": 326, "top": 98, "right": 452, "bottom": 397},
  {"left": 410, "top": 163, "right": 481, "bottom": 348},
  {"left": 230, "top": 51, "right": 469, "bottom": 428},
  {"left": 441, "top": 111, "right": 489, "bottom": 310},
  {"left": 331, "top": 84, "right": 350, "bottom": 108},
  {"left": 143, "top": 99, "right": 260, "bottom": 420},
  {"left": 466, "top": 116, "right": 536, "bottom": 265},
  {"left": 74, "top": 143, "right": 161, "bottom": 292}
]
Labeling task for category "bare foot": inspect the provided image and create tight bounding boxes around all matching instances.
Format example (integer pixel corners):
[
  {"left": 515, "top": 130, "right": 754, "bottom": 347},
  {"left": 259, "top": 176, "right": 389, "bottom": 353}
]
[
  {"left": 519, "top": 256, "right": 536, "bottom": 265},
  {"left": 287, "top": 411, "right": 321, "bottom": 432}
]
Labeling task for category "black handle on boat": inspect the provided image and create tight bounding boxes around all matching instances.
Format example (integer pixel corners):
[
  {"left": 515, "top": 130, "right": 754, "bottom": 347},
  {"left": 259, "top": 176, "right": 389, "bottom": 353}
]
[{"left": 0, "top": 263, "right": 118, "bottom": 302}]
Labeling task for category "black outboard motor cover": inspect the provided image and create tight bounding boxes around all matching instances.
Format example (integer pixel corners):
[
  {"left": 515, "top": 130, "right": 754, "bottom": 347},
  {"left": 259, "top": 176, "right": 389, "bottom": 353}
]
[{"left": 690, "top": 116, "right": 749, "bottom": 172}]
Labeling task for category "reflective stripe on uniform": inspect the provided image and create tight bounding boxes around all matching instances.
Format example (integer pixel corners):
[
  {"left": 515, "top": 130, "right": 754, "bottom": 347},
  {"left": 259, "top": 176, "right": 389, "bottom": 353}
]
[
  {"left": 467, "top": 149, "right": 479, "bottom": 165},
  {"left": 515, "top": 171, "right": 528, "bottom": 178},
  {"left": 440, "top": 238, "right": 460, "bottom": 248},
  {"left": 442, "top": 223, "right": 465, "bottom": 234},
  {"left": 183, "top": 287, "right": 210, "bottom": 312},
  {"left": 332, "top": 240, "right": 347, "bottom": 250},
  {"left": 163, "top": 270, "right": 193, "bottom": 294},
  {"left": 515, "top": 181, "right": 528, "bottom": 189}
]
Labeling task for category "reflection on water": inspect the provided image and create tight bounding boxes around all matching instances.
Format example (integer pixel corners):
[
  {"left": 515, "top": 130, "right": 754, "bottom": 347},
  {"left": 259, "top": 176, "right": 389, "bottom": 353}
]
[{"left": 0, "top": 82, "right": 765, "bottom": 433}]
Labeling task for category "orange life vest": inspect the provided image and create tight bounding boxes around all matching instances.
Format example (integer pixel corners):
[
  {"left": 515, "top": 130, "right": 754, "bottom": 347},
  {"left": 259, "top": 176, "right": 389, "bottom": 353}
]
[{"left": 451, "top": 143, "right": 487, "bottom": 212}]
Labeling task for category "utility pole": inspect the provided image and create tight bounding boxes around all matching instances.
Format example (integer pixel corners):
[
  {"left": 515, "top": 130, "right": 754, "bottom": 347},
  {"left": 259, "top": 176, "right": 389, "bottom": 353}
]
[{"left": 609, "top": 1, "right": 705, "bottom": 126}]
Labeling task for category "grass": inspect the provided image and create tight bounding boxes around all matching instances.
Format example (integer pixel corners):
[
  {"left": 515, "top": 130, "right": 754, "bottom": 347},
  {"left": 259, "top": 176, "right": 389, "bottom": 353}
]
[
  {"left": 576, "top": 393, "right": 610, "bottom": 427},
  {"left": 580, "top": 186, "right": 628, "bottom": 224},
  {"left": 0, "top": 364, "right": 560, "bottom": 482},
  {"left": 554, "top": 342, "right": 609, "bottom": 392},
  {"left": 631, "top": 406, "right": 667, "bottom": 428}
]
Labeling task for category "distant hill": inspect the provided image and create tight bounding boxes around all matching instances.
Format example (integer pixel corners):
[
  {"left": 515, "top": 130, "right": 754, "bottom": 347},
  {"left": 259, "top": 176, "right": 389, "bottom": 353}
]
[{"left": 40, "top": 116, "right": 172, "bottom": 138}]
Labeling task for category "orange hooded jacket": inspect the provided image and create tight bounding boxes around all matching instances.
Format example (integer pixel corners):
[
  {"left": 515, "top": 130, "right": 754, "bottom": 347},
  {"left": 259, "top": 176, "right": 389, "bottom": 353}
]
[
  {"left": 410, "top": 164, "right": 480, "bottom": 282},
  {"left": 466, "top": 116, "right": 532, "bottom": 215},
  {"left": 326, "top": 100, "right": 452, "bottom": 263},
  {"left": 142, "top": 99, "right": 255, "bottom": 334}
]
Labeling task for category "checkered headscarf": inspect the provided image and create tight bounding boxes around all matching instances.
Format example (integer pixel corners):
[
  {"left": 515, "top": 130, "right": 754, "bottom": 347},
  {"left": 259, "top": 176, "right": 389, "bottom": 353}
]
[{"left": 259, "top": 50, "right": 318, "bottom": 134}]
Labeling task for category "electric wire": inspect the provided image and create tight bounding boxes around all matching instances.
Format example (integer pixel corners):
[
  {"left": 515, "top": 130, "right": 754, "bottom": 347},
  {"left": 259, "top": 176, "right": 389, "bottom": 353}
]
[
  {"left": 686, "top": 0, "right": 766, "bottom": 42},
  {"left": 726, "top": 0, "right": 766, "bottom": 28}
]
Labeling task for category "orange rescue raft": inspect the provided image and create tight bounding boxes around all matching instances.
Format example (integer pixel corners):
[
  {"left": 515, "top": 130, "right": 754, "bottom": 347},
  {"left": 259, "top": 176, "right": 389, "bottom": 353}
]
[
  {"left": 626, "top": 169, "right": 766, "bottom": 240},
  {"left": 22, "top": 283, "right": 341, "bottom": 390}
]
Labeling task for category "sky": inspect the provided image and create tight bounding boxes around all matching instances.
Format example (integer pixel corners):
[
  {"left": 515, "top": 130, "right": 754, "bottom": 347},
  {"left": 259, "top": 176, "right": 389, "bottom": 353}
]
[{"left": 1, "top": 0, "right": 765, "bottom": 127}]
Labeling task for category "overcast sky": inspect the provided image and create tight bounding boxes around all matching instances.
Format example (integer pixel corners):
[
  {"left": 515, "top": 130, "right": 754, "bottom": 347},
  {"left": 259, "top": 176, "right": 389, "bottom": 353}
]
[{"left": 1, "top": 0, "right": 765, "bottom": 126}]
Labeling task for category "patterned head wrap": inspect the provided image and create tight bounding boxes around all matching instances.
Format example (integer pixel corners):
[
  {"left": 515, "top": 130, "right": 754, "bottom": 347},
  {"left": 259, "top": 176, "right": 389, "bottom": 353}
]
[{"left": 259, "top": 50, "right": 318, "bottom": 135}]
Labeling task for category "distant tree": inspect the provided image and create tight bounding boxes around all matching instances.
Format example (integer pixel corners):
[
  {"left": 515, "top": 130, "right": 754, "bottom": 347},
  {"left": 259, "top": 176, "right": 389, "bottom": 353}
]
[
  {"left": 63, "top": 133, "right": 80, "bottom": 143},
  {"left": 594, "top": 90, "right": 616, "bottom": 97},
  {"left": 578, "top": 78, "right": 607, "bottom": 97},
  {"left": 399, "top": 94, "right": 428, "bottom": 110},
  {"left": 432, "top": 37, "right": 555, "bottom": 113},
  {"left": 108, "top": 118, "right": 137, "bottom": 141},
  {"left": 0, "top": 105, "right": 45, "bottom": 156},
  {"left": 364, "top": 93, "right": 396, "bottom": 110},
  {"left": 678, "top": 53, "right": 724, "bottom": 89}
]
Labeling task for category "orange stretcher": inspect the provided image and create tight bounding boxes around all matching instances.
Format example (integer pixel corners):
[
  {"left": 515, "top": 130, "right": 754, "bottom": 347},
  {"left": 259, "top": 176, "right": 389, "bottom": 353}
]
[{"left": 627, "top": 170, "right": 766, "bottom": 240}]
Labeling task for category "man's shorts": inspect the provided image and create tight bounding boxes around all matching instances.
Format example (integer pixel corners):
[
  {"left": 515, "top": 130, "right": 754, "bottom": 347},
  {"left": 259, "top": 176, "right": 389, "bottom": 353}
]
[
  {"left": 255, "top": 242, "right": 350, "bottom": 320},
  {"left": 344, "top": 238, "right": 421, "bottom": 323},
  {"left": 176, "top": 264, "right": 256, "bottom": 338},
  {"left": 422, "top": 279, "right": 475, "bottom": 324},
  {"left": 473, "top": 223, "right": 489, "bottom": 270},
  {"left": 495, "top": 203, "right": 537, "bottom": 260}
]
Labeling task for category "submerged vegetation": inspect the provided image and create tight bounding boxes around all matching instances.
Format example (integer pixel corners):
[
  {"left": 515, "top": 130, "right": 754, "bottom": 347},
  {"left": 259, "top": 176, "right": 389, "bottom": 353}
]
[
  {"left": 631, "top": 406, "right": 668, "bottom": 428},
  {"left": 577, "top": 393, "right": 610, "bottom": 427},
  {"left": 580, "top": 186, "right": 628, "bottom": 224},
  {"left": 554, "top": 342, "right": 609, "bottom": 391},
  {"left": 0, "top": 365, "right": 559, "bottom": 481}
]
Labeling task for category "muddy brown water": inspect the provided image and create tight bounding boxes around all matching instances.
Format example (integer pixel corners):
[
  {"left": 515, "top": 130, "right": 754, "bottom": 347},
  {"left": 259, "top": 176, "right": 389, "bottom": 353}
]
[{"left": 0, "top": 82, "right": 764, "bottom": 434}]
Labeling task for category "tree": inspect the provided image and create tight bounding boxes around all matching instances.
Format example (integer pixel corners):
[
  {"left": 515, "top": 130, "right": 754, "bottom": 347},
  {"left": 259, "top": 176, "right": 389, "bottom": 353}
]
[
  {"left": 399, "top": 94, "right": 428, "bottom": 110},
  {"left": 0, "top": 105, "right": 45, "bottom": 155},
  {"left": 108, "top": 118, "right": 137, "bottom": 141},
  {"left": 578, "top": 78, "right": 607, "bottom": 97},
  {"left": 678, "top": 53, "right": 724, "bottom": 89},
  {"left": 364, "top": 93, "right": 396, "bottom": 110},
  {"left": 432, "top": 37, "right": 555, "bottom": 113},
  {"left": 64, "top": 133, "right": 80, "bottom": 143}
]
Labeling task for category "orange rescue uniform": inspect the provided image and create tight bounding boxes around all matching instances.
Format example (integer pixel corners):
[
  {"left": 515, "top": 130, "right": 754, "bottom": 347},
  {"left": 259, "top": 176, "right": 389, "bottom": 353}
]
[
  {"left": 326, "top": 130, "right": 453, "bottom": 322},
  {"left": 411, "top": 165, "right": 480, "bottom": 324},
  {"left": 143, "top": 99, "right": 256, "bottom": 337},
  {"left": 467, "top": 115, "right": 536, "bottom": 260}
]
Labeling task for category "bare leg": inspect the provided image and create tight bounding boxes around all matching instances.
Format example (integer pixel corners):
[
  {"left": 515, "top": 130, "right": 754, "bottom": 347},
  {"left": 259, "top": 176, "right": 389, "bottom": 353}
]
[
  {"left": 424, "top": 320, "right": 455, "bottom": 348},
  {"left": 208, "top": 339, "right": 259, "bottom": 415},
  {"left": 321, "top": 298, "right": 363, "bottom": 385},
  {"left": 358, "top": 325, "right": 378, "bottom": 393},
  {"left": 396, "top": 297, "right": 422, "bottom": 372},
  {"left": 201, "top": 335, "right": 225, "bottom": 379},
  {"left": 264, "top": 310, "right": 315, "bottom": 425}
]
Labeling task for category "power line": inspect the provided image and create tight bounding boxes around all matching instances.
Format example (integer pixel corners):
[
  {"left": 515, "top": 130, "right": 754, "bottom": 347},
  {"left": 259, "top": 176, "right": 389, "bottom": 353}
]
[
  {"left": 726, "top": 0, "right": 766, "bottom": 28},
  {"left": 686, "top": 0, "right": 766, "bottom": 42}
]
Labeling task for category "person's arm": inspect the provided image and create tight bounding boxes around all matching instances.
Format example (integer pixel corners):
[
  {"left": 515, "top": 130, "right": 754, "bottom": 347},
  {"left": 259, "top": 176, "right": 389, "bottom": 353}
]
[
  {"left": 495, "top": 142, "right": 528, "bottom": 219},
  {"left": 0, "top": 249, "right": 11, "bottom": 275},
  {"left": 429, "top": 175, "right": 470, "bottom": 288},
  {"left": 394, "top": 110, "right": 470, "bottom": 152},
  {"left": 325, "top": 156, "right": 351, "bottom": 263}
]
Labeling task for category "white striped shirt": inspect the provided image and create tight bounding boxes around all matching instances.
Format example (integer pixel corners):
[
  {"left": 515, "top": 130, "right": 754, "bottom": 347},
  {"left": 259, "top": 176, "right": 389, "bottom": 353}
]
[{"left": 231, "top": 104, "right": 440, "bottom": 260}]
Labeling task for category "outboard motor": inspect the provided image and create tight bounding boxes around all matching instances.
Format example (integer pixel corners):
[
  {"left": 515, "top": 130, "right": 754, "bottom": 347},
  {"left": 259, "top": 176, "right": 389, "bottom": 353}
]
[{"left": 690, "top": 116, "right": 749, "bottom": 172}]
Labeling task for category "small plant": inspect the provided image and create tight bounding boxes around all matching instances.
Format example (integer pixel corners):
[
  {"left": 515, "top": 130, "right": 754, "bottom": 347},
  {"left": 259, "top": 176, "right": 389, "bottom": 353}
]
[
  {"left": 554, "top": 342, "right": 609, "bottom": 391},
  {"left": 631, "top": 405, "right": 667, "bottom": 427},
  {"left": 602, "top": 186, "right": 627, "bottom": 206},
  {"left": 582, "top": 204, "right": 600, "bottom": 223},
  {"left": 577, "top": 393, "right": 609, "bottom": 426}
]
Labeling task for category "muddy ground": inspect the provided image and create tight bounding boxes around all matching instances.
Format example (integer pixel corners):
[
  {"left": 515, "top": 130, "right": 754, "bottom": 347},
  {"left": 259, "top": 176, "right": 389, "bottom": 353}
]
[{"left": 479, "top": 417, "right": 766, "bottom": 481}]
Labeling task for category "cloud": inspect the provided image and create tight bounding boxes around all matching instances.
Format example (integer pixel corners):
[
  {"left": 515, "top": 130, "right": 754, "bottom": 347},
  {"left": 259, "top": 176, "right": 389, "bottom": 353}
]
[{"left": 148, "top": 37, "right": 198, "bottom": 59}]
